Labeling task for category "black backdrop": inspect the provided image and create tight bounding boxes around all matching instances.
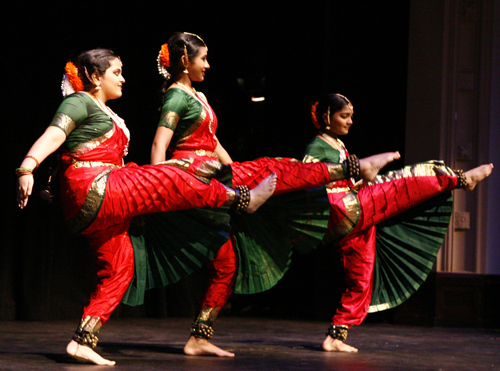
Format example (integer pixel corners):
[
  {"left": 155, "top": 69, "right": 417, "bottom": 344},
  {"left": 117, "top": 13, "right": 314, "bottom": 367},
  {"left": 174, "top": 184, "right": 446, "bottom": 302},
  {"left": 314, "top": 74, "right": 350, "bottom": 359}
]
[{"left": 1, "top": 1, "right": 410, "bottom": 321}]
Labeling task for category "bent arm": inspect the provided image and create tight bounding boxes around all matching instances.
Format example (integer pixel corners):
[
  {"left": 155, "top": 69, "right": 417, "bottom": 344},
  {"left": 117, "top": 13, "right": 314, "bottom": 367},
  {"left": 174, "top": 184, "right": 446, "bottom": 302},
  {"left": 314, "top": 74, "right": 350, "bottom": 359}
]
[
  {"left": 151, "top": 126, "right": 174, "bottom": 164},
  {"left": 17, "top": 126, "right": 66, "bottom": 209},
  {"left": 214, "top": 136, "right": 233, "bottom": 165}
]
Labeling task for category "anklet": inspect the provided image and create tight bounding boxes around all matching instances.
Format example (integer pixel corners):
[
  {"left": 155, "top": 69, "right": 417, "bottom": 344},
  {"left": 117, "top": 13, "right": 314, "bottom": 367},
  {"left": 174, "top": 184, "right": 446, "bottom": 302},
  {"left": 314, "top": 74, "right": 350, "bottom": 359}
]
[
  {"left": 454, "top": 169, "right": 468, "bottom": 189},
  {"left": 231, "top": 185, "right": 250, "bottom": 212},
  {"left": 326, "top": 324, "right": 349, "bottom": 342},
  {"left": 344, "top": 155, "right": 361, "bottom": 180},
  {"left": 190, "top": 322, "right": 214, "bottom": 340},
  {"left": 72, "top": 316, "right": 102, "bottom": 349}
]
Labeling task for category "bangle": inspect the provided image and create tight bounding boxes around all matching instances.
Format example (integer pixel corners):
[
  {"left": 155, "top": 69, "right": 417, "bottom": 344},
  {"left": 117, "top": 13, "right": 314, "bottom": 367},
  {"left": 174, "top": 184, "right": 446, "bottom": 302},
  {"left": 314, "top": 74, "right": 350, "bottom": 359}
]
[
  {"left": 16, "top": 167, "right": 34, "bottom": 178},
  {"left": 24, "top": 155, "right": 40, "bottom": 171}
]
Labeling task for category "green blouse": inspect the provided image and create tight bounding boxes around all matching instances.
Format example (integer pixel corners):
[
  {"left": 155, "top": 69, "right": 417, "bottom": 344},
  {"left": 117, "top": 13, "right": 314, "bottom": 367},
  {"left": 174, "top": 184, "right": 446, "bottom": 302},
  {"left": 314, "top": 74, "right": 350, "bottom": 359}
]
[
  {"left": 159, "top": 88, "right": 205, "bottom": 145},
  {"left": 303, "top": 136, "right": 341, "bottom": 163},
  {"left": 49, "top": 92, "right": 114, "bottom": 153}
]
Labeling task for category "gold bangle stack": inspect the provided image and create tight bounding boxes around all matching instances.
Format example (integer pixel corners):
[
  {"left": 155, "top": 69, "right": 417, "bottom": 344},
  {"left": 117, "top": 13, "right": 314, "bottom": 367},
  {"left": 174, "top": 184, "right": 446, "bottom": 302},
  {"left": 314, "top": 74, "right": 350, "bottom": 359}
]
[{"left": 16, "top": 155, "right": 40, "bottom": 178}]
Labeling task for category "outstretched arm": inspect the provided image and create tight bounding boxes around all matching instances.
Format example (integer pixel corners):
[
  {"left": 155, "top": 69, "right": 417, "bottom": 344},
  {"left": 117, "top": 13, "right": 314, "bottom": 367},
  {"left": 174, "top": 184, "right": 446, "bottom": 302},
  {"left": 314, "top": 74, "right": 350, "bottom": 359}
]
[
  {"left": 151, "top": 126, "right": 174, "bottom": 164},
  {"left": 214, "top": 136, "right": 233, "bottom": 164},
  {"left": 17, "top": 127, "right": 66, "bottom": 209}
]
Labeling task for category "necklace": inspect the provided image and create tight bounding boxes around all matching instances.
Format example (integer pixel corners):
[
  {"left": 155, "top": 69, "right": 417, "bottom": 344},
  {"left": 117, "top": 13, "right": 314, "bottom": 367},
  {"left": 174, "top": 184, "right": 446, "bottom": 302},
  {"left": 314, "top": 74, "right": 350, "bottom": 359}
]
[
  {"left": 320, "top": 132, "right": 337, "bottom": 144},
  {"left": 175, "top": 81, "right": 196, "bottom": 93},
  {"left": 320, "top": 132, "right": 347, "bottom": 161},
  {"left": 82, "top": 91, "right": 130, "bottom": 155}
]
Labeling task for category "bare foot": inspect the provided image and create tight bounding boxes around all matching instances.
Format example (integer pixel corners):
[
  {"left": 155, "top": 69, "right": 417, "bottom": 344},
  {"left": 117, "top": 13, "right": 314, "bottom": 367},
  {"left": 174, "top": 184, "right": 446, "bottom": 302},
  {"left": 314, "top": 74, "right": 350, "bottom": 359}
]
[
  {"left": 359, "top": 152, "right": 401, "bottom": 182},
  {"left": 463, "top": 163, "right": 494, "bottom": 191},
  {"left": 321, "top": 335, "right": 358, "bottom": 353},
  {"left": 184, "top": 336, "right": 235, "bottom": 357},
  {"left": 246, "top": 172, "right": 277, "bottom": 213},
  {"left": 66, "top": 340, "right": 116, "bottom": 366}
]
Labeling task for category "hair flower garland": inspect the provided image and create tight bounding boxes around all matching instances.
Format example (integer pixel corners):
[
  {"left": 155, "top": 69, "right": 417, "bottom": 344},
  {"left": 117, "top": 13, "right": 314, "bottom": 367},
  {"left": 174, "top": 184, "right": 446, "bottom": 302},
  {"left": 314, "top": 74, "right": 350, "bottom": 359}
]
[
  {"left": 160, "top": 44, "right": 170, "bottom": 67},
  {"left": 157, "top": 44, "right": 171, "bottom": 80},
  {"left": 65, "top": 62, "right": 84, "bottom": 92},
  {"left": 311, "top": 101, "right": 320, "bottom": 129},
  {"left": 61, "top": 62, "right": 84, "bottom": 97}
]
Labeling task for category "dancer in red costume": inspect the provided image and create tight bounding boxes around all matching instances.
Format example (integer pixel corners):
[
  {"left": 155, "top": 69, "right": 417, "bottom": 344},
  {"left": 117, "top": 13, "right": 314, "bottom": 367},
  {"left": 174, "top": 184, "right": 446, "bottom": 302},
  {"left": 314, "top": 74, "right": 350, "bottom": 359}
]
[
  {"left": 16, "top": 48, "right": 282, "bottom": 366},
  {"left": 302, "top": 93, "right": 493, "bottom": 352},
  {"left": 149, "top": 32, "right": 400, "bottom": 357}
]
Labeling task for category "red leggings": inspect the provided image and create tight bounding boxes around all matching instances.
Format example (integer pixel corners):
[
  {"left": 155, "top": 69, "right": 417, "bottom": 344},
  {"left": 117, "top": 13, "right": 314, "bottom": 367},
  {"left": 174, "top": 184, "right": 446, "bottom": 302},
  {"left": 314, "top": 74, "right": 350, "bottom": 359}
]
[{"left": 80, "top": 164, "right": 230, "bottom": 324}]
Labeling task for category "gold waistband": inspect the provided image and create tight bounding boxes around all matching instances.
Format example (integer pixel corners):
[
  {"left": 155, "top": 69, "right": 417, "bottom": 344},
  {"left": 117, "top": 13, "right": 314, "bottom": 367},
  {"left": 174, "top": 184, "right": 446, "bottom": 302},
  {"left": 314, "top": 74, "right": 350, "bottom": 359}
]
[
  {"left": 326, "top": 186, "right": 351, "bottom": 193},
  {"left": 72, "top": 161, "right": 122, "bottom": 169},
  {"left": 192, "top": 149, "right": 218, "bottom": 158}
]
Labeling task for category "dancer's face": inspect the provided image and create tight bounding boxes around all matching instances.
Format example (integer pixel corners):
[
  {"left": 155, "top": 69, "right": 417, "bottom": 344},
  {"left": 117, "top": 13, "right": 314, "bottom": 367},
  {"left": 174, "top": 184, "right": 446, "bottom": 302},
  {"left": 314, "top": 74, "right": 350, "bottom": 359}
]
[
  {"left": 96, "top": 58, "right": 125, "bottom": 102},
  {"left": 323, "top": 104, "right": 353, "bottom": 138},
  {"left": 187, "top": 47, "right": 210, "bottom": 82}
]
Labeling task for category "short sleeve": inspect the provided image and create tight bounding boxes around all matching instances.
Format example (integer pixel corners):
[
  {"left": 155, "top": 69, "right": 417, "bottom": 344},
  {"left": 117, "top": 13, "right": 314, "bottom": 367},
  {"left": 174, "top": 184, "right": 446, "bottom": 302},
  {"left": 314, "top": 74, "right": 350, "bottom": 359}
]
[
  {"left": 159, "top": 89, "right": 188, "bottom": 131},
  {"left": 49, "top": 94, "right": 89, "bottom": 137},
  {"left": 303, "top": 137, "right": 341, "bottom": 163}
]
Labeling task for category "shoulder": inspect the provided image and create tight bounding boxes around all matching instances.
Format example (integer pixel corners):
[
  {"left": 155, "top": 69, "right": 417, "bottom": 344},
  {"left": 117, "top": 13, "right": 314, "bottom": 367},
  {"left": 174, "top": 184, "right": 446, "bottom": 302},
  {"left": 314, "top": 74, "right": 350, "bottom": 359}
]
[
  {"left": 63, "top": 92, "right": 92, "bottom": 105},
  {"left": 304, "top": 136, "right": 340, "bottom": 163},
  {"left": 196, "top": 91, "right": 208, "bottom": 102},
  {"left": 305, "top": 136, "right": 328, "bottom": 150}
]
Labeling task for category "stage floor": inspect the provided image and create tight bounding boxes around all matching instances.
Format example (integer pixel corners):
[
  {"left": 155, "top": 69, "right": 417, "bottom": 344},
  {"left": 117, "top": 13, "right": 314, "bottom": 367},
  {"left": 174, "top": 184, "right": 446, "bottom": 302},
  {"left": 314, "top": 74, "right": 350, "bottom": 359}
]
[{"left": 1, "top": 317, "right": 499, "bottom": 370}]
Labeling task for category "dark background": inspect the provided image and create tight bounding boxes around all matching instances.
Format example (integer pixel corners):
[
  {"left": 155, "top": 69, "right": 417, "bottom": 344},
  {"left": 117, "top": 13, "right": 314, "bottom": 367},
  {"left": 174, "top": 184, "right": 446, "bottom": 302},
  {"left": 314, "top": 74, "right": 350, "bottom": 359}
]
[{"left": 1, "top": 1, "right": 410, "bottom": 322}]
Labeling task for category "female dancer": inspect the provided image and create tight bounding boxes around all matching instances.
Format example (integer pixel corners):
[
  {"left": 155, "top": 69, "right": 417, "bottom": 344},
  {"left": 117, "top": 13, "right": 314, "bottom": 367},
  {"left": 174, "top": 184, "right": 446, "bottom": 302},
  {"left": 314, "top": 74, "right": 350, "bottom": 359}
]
[
  {"left": 303, "top": 93, "right": 493, "bottom": 353},
  {"left": 149, "top": 32, "right": 400, "bottom": 357},
  {"left": 16, "top": 48, "right": 283, "bottom": 366}
]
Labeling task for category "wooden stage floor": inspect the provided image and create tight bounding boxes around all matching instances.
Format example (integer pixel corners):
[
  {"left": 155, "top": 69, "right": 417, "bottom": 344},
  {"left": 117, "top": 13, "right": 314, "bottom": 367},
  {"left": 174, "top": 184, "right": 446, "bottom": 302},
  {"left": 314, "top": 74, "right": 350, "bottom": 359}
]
[{"left": 1, "top": 317, "right": 499, "bottom": 370}]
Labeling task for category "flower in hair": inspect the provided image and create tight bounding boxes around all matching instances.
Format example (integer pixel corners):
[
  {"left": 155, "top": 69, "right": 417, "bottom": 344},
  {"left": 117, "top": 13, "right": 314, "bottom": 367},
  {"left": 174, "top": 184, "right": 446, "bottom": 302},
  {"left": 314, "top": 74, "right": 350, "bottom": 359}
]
[
  {"left": 311, "top": 101, "right": 321, "bottom": 129},
  {"left": 159, "top": 44, "right": 170, "bottom": 67},
  {"left": 64, "top": 62, "right": 84, "bottom": 92},
  {"left": 157, "top": 44, "right": 171, "bottom": 80}
]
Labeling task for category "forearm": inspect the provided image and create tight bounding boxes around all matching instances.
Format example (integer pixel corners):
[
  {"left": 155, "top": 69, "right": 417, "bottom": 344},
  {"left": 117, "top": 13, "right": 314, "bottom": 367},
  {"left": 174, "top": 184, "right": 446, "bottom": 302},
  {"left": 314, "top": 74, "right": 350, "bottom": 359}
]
[
  {"left": 215, "top": 138, "right": 233, "bottom": 164},
  {"left": 151, "top": 142, "right": 167, "bottom": 164},
  {"left": 20, "top": 127, "right": 66, "bottom": 169},
  {"left": 151, "top": 126, "right": 174, "bottom": 164},
  {"left": 17, "top": 126, "right": 65, "bottom": 208}
]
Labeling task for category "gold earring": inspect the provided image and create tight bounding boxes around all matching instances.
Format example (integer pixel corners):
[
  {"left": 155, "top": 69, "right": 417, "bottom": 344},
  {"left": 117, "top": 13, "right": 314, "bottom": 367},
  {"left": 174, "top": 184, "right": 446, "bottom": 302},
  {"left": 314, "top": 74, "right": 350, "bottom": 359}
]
[{"left": 183, "top": 45, "right": 189, "bottom": 74}]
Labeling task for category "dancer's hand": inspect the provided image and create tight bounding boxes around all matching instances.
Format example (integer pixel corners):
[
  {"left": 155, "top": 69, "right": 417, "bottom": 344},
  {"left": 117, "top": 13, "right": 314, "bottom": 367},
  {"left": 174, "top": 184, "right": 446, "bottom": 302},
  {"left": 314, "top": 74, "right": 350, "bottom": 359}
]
[{"left": 17, "top": 175, "right": 34, "bottom": 209}]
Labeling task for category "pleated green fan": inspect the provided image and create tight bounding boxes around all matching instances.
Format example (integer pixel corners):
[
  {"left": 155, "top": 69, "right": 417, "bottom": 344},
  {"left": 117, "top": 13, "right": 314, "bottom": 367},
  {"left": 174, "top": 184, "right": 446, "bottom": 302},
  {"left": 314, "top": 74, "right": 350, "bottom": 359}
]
[
  {"left": 123, "top": 208, "right": 231, "bottom": 306},
  {"left": 369, "top": 191, "right": 453, "bottom": 311},
  {"left": 232, "top": 187, "right": 330, "bottom": 294}
]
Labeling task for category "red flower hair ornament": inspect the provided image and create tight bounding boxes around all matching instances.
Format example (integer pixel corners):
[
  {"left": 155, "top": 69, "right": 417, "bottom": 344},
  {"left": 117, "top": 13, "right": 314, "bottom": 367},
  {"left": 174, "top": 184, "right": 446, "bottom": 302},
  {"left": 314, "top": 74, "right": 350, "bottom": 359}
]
[
  {"left": 61, "top": 62, "right": 84, "bottom": 97},
  {"left": 157, "top": 43, "right": 171, "bottom": 80},
  {"left": 311, "top": 101, "right": 321, "bottom": 130}
]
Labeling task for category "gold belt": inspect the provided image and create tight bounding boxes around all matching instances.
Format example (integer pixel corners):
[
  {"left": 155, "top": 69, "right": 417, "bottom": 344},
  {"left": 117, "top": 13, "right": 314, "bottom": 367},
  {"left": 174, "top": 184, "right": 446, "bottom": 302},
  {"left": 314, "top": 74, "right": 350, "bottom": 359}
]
[
  {"left": 72, "top": 161, "right": 122, "bottom": 169},
  {"left": 192, "top": 149, "right": 218, "bottom": 158}
]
